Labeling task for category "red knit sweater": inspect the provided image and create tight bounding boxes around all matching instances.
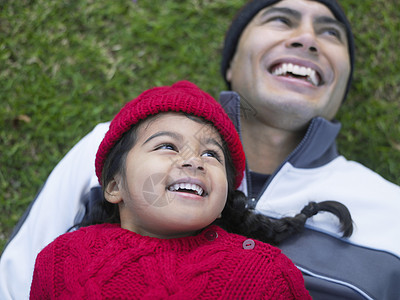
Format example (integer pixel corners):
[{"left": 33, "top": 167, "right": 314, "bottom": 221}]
[{"left": 30, "top": 224, "right": 311, "bottom": 299}]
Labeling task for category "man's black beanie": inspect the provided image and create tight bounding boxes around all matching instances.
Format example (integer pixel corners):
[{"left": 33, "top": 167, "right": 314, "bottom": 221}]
[{"left": 221, "top": 0, "right": 355, "bottom": 102}]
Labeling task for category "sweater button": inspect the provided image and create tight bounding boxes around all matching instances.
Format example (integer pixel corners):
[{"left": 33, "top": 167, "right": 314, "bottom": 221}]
[
  {"left": 243, "top": 239, "right": 255, "bottom": 250},
  {"left": 204, "top": 230, "right": 218, "bottom": 241}
]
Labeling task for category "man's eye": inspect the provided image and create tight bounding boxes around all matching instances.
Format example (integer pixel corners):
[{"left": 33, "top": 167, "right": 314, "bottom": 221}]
[
  {"left": 270, "top": 16, "right": 291, "bottom": 26},
  {"left": 327, "top": 29, "right": 339, "bottom": 36},
  {"left": 322, "top": 28, "right": 342, "bottom": 41}
]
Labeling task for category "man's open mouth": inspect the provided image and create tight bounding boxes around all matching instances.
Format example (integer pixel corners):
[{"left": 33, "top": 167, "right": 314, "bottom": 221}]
[
  {"left": 168, "top": 183, "right": 206, "bottom": 197},
  {"left": 270, "top": 63, "right": 322, "bottom": 86}
]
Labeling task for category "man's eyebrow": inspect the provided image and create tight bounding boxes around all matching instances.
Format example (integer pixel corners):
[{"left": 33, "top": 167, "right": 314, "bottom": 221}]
[
  {"left": 315, "top": 15, "right": 346, "bottom": 32},
  {"left": 260, "top": 7, "right": 346, "bottom": 32},
  {"left": 260, "top": 7, "right": 301, "bottom": 20},
  {"left": 143, "top": 131, "right": 182, "bottom": 145}
]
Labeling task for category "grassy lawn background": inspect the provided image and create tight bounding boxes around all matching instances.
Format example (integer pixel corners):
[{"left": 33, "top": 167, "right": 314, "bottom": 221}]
[{"left": 1, "top": 0, "right": 399, "bottom": 252}]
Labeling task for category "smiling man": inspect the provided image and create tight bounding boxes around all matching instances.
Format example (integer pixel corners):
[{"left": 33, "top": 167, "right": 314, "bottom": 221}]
[
  {"left": 1, "top": 1, "right": 400, "bottom": 300},
  {"left": 219, "top": 0, "right": 400, "bottom": 299},
  {"left": 222, "top": 0, "right": 354, "bottom": 175}
]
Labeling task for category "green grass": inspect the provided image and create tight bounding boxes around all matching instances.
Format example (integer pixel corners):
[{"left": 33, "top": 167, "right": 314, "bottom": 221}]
[{"left": 1, "top": 0, "right": 399, "bottom": 252}]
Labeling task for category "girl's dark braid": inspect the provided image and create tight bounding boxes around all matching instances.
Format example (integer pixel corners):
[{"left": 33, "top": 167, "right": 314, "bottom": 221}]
[{"left": 219, "top": 190, "right": 353, "bottom": 245}]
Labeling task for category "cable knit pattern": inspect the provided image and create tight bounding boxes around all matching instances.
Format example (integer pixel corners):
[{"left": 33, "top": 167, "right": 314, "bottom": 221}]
[{"left": 30, "top": 225, "right": 311, "bottom": 299}]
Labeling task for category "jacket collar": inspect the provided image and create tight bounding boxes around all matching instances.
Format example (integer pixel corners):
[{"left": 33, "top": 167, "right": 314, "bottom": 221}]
[{"left": 219, "top": 91, "right": 341, "bottom": 170}]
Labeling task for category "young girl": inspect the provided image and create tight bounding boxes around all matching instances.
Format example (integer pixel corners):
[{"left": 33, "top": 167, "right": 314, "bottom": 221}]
[{"left": 30, "top": 81, "right": 352, "bottom": 299}]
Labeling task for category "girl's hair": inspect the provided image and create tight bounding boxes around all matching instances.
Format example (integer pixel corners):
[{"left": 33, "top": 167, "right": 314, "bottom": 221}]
[
  {"left": 217, "top": 134, "right": 353, "bottom": 245},
  {"left": 74, "top": 120, "right": 141, "bottom": 229},
  {"left": 75, "top": 114, "right": 353, "bottom": 245}
]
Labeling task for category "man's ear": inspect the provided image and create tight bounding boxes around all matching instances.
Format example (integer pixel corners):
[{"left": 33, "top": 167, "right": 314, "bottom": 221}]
[
  {"left": 226, "top": 66, "right": 232, "bottom": 82},
  {"left": 104, "top": 177, "right": 123, "bottom": 204}
]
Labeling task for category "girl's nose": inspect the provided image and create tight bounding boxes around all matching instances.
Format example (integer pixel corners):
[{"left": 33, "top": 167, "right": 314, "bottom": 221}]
[{"left": 181, "top": 157, "right": 205, "bottom": 172}]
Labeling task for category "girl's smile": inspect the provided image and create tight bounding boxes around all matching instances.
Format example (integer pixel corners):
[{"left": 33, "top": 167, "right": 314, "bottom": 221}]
[{"left": 104, "top": 112, "right": 228, "bottom": 239}]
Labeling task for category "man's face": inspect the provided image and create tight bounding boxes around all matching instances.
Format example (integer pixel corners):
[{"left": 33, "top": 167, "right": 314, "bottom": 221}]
[{"left": 226, "top": 0, "right": 351, "bottom": 130}]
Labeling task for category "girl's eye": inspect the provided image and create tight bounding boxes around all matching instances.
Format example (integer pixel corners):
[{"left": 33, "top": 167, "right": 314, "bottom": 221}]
[
  {"left": 155, "top": 143, "right": 177, "bottom": 151},
  {"left": 201, "top": 150, "right": 222, "bottom": 162}
]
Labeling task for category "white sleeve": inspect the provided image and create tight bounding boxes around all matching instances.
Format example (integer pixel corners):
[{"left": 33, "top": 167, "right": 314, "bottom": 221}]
[{"left": 0, "top": 122, "right": 110, "bottom": 300}]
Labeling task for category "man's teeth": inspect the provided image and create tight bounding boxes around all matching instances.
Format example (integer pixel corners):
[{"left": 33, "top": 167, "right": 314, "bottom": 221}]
[
  {"left": 168, "top": 183, "right": 204, "bottom": 196},
  {"left": 272, "top": 63, "right": 319, "bottom": 86}
]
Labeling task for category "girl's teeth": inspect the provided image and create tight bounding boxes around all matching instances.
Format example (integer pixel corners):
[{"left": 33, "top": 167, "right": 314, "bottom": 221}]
[{"left": 168, "top": 183, "right": 204, "bottom": 196}]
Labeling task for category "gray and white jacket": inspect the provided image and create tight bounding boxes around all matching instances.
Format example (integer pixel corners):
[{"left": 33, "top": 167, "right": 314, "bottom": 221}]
[{"left": 220, "top": 91, "right": 400, "bottom": 300}]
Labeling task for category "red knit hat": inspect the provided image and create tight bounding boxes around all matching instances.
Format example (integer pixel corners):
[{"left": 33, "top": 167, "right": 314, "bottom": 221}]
[{"left": 95, "top": 80, "right": 245, "bottom": 189}]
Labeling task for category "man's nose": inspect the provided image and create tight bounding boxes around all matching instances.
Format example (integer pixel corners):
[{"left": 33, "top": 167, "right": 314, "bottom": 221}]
[{"left": 285, "top": 26, "right": 319, "bottom": 55}]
